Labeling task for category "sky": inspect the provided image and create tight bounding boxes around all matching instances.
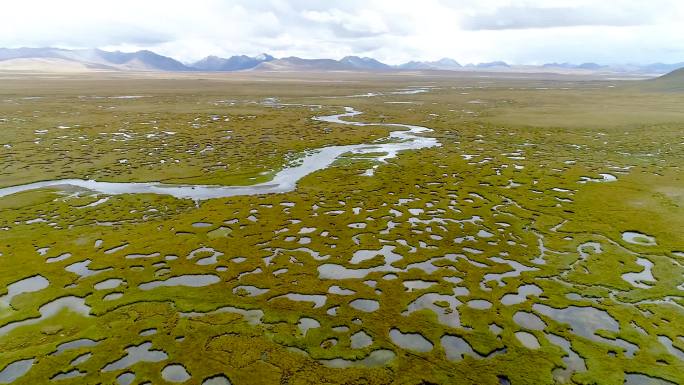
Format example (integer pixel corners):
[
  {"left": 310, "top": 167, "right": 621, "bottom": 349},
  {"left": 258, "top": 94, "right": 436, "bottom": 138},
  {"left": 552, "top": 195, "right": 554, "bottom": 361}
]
[{"left": 2, "top": 0, "right": 683, "bottom": 65}]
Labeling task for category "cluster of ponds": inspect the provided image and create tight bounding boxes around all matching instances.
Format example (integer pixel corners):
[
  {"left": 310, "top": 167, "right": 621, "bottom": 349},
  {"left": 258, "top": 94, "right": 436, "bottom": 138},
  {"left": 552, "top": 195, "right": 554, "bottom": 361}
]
[{"left": 1, "top": 220, "right": 676, "bottom": 384}]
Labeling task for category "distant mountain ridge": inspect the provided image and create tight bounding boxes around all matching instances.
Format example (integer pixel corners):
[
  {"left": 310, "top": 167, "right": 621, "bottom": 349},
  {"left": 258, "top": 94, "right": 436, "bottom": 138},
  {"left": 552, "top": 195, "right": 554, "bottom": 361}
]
[
  {"left": 0, "top": 47, "right": 191, "bottom": 71},
  {"left": 253, "top": 56, "right": 391, "bottom": 71},
  {"left": 398, "top": 58, "right": 462, "bottom": 70},
  {"left": 191, "top": 54, "right": 274, "bottom": 71},
  {"left": 339, "top": 56, "right": 390, "bottom": 70},
  {"left": 256, "top": 57, "right": 351, "bottom": 71},
  {"left": 0, "top": 47, "right": 681, "bottom": 75}
]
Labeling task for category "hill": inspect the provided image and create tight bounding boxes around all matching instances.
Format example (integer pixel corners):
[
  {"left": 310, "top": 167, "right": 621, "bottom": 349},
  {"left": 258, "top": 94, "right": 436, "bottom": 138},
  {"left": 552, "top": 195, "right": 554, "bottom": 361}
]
[
  {"left": 658, "top": 67, "right": 684, "bottom": 80},
  {"left": 643, "top": 67, "right": 684, "bottom": 91}
]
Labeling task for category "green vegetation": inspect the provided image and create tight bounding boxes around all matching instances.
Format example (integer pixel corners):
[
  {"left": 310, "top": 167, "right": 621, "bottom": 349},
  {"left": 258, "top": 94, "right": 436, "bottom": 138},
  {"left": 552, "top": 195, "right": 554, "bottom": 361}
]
[{"left": 0, "top": 71, "right": 682, "bottom": 384}]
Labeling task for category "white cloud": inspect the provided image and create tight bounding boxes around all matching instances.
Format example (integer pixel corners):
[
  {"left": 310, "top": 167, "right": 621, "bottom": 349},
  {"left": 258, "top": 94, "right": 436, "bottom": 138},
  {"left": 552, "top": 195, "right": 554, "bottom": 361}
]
[{"left": 1, "top": 0, "right": 683, "bottom": 64}]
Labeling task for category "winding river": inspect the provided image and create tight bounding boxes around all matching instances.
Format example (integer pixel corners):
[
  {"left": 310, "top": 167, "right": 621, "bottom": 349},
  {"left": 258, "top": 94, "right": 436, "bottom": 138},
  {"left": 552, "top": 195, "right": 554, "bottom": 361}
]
[{"left": 0, "top": 107, "right": 440, "bottom": 201}]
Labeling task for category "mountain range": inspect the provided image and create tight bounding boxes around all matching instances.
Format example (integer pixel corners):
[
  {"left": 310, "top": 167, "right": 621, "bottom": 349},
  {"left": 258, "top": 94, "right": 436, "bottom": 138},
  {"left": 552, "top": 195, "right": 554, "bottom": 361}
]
[
  {"left": 0, "top": 47, "right": 190, "bottom": 71},
  {"left": 0, "top": 47, "right": 682, "bottom": 75}
]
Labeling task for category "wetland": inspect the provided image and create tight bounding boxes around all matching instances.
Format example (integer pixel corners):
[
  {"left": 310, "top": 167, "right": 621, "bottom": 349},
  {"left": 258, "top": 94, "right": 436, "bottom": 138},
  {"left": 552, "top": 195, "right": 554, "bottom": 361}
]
[{"left": 0, "top": 71, "right": 682, "bottom": 384}]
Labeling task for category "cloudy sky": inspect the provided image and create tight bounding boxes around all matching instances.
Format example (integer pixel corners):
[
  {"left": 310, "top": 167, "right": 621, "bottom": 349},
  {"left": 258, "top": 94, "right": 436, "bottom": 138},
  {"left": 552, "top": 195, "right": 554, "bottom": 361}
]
[{"left": 2, "top": 0, "right": 683, "bottom": 64}]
